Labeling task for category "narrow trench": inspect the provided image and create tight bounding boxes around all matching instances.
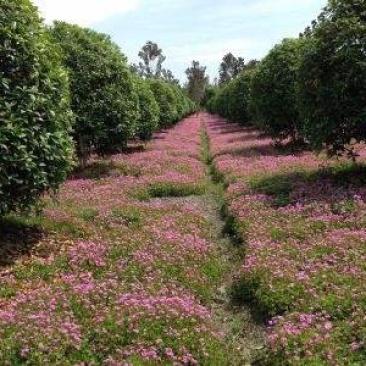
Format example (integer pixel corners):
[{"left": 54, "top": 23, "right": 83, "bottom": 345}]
[{"left": 199, "top": 114, "right": 267, "bottom": 365}]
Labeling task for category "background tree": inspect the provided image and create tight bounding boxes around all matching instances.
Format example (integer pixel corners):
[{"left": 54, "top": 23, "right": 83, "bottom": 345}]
[
  {"left": 0, "top": 0, "right": 74, "bottom": 216},
  {"left": 132, "top": 41, "right": 179, "bottom": 84},
  {"left": 161, "top": 69, "right": 180, "bottom": 85},
  {"left": 185, "top": 61, "right": 209, "bottom": 105},
  {"left": 219, "top": 53, "right": 260, "bottom": 84},
  {"left": 245, "top": 59, "right": 260, "bottom": 70},
  {"left": 134, "top": 41, "right": 165, "bottom": 79},
  {"left": 219, "top": 53, "right": 246, "bottom": 84},
  {"left": 299, "top": 0, "right": 366, "bottom": 157}
]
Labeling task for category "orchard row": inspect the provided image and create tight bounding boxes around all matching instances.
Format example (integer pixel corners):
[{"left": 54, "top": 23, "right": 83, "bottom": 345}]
[
  {"left": 0, "top": 0, "right": 196, "bottom": 217},
  {"left": 207, "top": 1, "right": 365, "bottom": 157}
]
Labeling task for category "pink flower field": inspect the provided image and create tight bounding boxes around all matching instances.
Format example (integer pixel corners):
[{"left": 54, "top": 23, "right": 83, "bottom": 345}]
[
  {"left": 205, "top": 113, "right": 366, "bottom": 365},
  {"left": 0, "top": 115, "right": 229, "bottom": 365},
  {"left": 2, "top": 112, "right": 366, "bottom": 365}
]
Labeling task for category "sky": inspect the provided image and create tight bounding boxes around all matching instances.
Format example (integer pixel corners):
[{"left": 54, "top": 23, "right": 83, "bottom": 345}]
[{"left": 32, "top": 0, "right": 327, "bottom": 83}]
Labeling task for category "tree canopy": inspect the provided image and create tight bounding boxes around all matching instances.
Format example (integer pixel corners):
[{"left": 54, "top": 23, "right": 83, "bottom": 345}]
[
  {"left": 0, "top": 0, "right": 74, "bottom": 216},
  {"left": 51, "top": 21, "right": 139, "bottom": 163},
  {"left": 250, "top": 38, "right": 307, "bottom": 141},
  {"left": 299, "top": 0, "right": 366, "bottom": 157},
  {"left": 185, "top": 60, "right": 209, "bottom": 105}
]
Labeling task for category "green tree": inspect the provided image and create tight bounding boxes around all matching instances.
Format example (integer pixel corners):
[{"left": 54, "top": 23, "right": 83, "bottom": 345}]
[
  {"left": 134, "top": 41, "right": 166, "bottom": 79},
  {"left": 185, "top": 61, "right": 208, "bottom": 105},
  {"left": 132, "top": 41, "right": 179, "bottom": 84},
  {"left": 202, "top": 85, "right": 219, "bottom": 109},
  {"left": 133, "top": 78, "right": 160, "bottom": 142},
  {"left": 0, "top": 0, "right": 74, "bottom": 216},
  {"left": 208, "top": 85, "right": 230, "bottom": 119},
  {"left": 219, "top": 53, "right": 245, "bottom": 84},
  {"left": 147, "top": 79, "right": 178, "bottom": 128},
  {"left": 227, "top": 71, "right": 255, "bottom": 125},
  {"left": 251, "top": 38, "right": 307, "bottom": 141},
  {"left": 50, "top": 22, "right": 138, "bottom": 164},
  {"left": 299, "top": 0, "right": 366, "bottom": 157}
]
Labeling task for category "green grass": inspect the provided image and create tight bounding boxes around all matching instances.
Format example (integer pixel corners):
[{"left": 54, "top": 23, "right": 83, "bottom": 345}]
[
  {"left": 111, "top": 207, "right": 142, "bottom": 228},
  {"left": 134, "top": 182, "right": 206, "bottom": 200},
  {"left": 118, "top": 163, "right": 142, "bottom": 177},
  {"left": 13, "top": 256, "right": 69, "bottom": 281},
  {"left": 76, "top": 207, "right": 99, "bottom": 222}
]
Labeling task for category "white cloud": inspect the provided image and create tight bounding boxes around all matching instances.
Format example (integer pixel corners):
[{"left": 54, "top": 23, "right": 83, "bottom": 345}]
[
  {"left": 32, "top": 0, "right": 141, "bottom": 26},
  {"left": 245, "top": 0, "right": 325, "bottom": 14},
  {"left": 167, "top": 38, "right": 265, "bottom": 64},
  {"left": 204, "top": 0, "right": 326, "bottom": 20},
  {"left": 165, "top": 38, "right": 268, "bottom": 81}
]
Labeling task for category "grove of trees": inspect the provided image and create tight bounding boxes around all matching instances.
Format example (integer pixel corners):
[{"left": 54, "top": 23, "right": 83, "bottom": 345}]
[
  {"left": 207, "top": 0, "right": 366, "bottom": 156},
  {"left": 2, "top": 0, "right": 364, "bottom": 217},
  {"left": 0, "top": 0, "right": 196, "bottom": 217},
  {"left": 50, "top": 21, "right": 139, "bottom": 165}
]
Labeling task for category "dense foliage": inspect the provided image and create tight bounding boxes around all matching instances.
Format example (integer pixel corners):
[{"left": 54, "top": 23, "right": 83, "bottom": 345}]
[
  {"left": 185, "top": 61, "right": 209, "bottom": 105},
  {"left": 207, "top": 71, "right": 254, "bottom": 126},
  {"left": 50, "top": 22, "right": 139, "bottom": 163},
  {"left": 227, "top": 71, "right": 254, "bottom": 125},
  {"left": 251, "top": 38, "right": 306, "bottom": 141},
  {"left": 0, "top": 0, "right": 74, "bottom": 216},
  {"left": 299, "top": 0, "right": 366, "bottom": 156},
  {"left": 208, "top": 0, "right": 366, "bottom": 155},
  {"left": 133, "top": 78, "right": 160, "bottom": 142},
  {"left": 147, "top": 79, "right": 195, "bottom": 129},
  {"left": 207, "top": 86, "right": 227, "bottom": 119},
  {"left": 147, "top": 79, "right": 178, "bottom": 128}
]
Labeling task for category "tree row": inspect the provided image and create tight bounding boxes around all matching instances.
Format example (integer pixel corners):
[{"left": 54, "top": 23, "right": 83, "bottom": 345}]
[
  {"left": 0, "top": 0, "right": 196, "bottom": 216},
  {"left": 207, "top": 0, "right": 365, "bottom": 157}
]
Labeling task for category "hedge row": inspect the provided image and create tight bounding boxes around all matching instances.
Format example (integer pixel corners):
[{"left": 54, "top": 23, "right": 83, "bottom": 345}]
[
  {"left": 207, "top": 0, "right": 366, "bottom": 156},
  {"left": 207, "top": 71, "right": 254, "bottom": 126},
  {"left": 50, "top": 21, "right": 195, "bottom": 163},
  {"left": 0, "top": 0, "right": 74, "bottom": 216},
  {"left": 0, "top": 0, "right": 196, "bottom": 216}
]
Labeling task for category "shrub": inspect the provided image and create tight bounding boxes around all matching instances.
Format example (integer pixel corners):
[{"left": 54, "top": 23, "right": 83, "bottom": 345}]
[
  {"left": 202, "top": 86, "right": 218, "bottom": 110},
  {"left": 170, "top": 85, "right": 186, "bottom": 119},
  {"left": 133, "top": 78, "right": 160, "bottom": 142},
  {"left": 251, "top": 38, "right": 306, "bottom": 141},
  {"left": 0, "top": 0, "right": 74, "bottom": 216},
  {"left": 210, "top": 86, "right": 230, "bottom": 119},
  {"left": 299, "top": 0, "right": 366, "bottom": 157},
  {"left": 227, "top": 71, "right": 254, "bottom": 125},
  {"left": 147, "top": 79, "right": 178, "bottom": 128},
  {"left": 50, "top": 22, "right": 139, "bottom": 164}
]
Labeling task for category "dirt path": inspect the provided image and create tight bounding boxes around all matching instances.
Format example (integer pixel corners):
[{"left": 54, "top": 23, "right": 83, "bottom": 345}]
[
  {"left": 198, "top": 113, "right": 267, "bottom": 365},
  {"left": 134, "top": 113, "right": 267, "bottom": 364}
]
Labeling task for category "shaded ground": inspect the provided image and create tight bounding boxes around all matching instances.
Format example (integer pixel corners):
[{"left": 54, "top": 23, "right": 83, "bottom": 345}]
[{"left": 0, "top": 219, "right": 44, "bottom": 269}]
